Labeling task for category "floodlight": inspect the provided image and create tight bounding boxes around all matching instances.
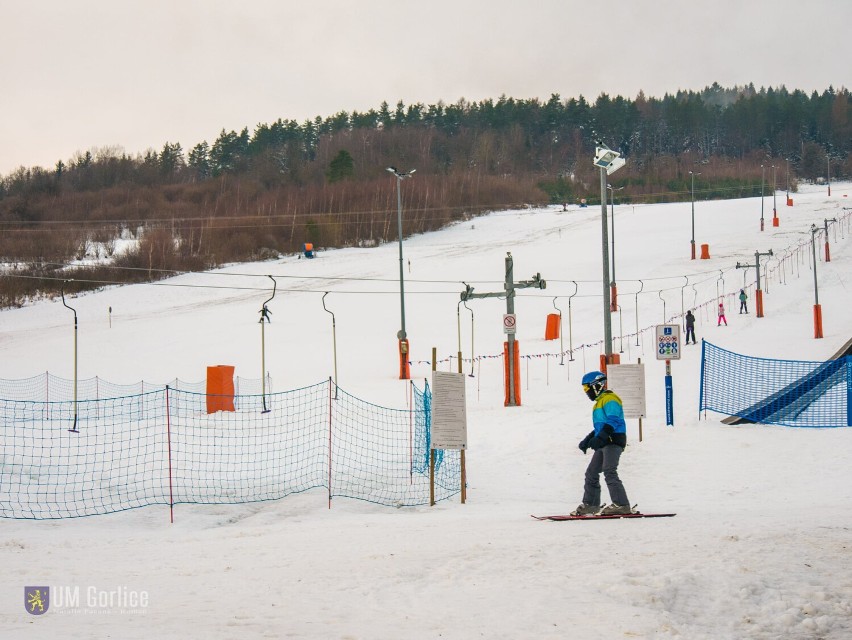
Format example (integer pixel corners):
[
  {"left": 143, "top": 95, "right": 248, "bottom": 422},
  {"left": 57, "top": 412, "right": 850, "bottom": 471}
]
[
  {"left": 593, "top": 147, "right": 620, "bottom": 169},
  {"left": 606, "top": 156, "right": 626, "bottom": 175}
]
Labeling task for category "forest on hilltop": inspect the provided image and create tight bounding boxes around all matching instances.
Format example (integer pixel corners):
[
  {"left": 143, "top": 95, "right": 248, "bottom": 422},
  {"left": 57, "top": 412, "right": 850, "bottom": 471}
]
[{"left": 0, "top": 83, "right": 849, "bottom": 307}]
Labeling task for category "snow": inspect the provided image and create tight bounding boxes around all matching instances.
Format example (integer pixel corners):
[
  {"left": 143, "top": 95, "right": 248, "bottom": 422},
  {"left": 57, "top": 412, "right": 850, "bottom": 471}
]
[{"left": 2, "top": 182, "right": 852, "bottom": 639}]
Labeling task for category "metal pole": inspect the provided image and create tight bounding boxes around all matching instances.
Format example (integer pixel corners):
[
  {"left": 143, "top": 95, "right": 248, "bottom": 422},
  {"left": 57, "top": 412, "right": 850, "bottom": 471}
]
[
  {"left": 568, "top": 281, "right": 577, "bottom": 362},
  {"left": 552, "top": 297, "right": 564, "bottom": 365},
  {"left": 395, "top": 175, "right": 407, "bottom": 340},
  {"left": 755, "top": 250, "right": 762, "bottom": 295},
  {"left": 600, "top": 167, "right": 612, "bottom": 358},
  {"left": 634, "top": 280, "right": 643, "bottom": 347},
  {"left": 760, "top": 164, "right": 765, "bottom": 231},
  {"left": 322, "top": 292, "right": 338, "bottom": 398},
  {"left": 259, "top": 275, "right": 276, "bottom": 413},
  {"left": 61, "top": 281, "right": 78, "bottom": 433},
  {"left": 811, "top": 225, "right": 820, "bottom": 305},
  {"left": 690, "top": 171, "right": 700, "bottom": 259},
  {"left": 827, "top": 156, "right": 831, "bottom": 196},
  {"left": 505, "top": 253, "right": 516, "bottom": 405},
  {"left": 388, "top": 167, "right": 414, "bottom": 379},
  {"left": 772, "top": 165, "right": 777, "bottom": 219}
]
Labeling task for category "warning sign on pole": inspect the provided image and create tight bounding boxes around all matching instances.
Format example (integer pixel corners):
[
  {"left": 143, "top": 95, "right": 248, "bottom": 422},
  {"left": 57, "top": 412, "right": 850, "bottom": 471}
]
[
  {"left": 503, "top": 314, "right": 517, "bottom": 334},
  {"left": 431, "top": 371, "right": 468, "bottom": 450},
  {"left": 606, "top": 363, "right": 646, "bottom": 419}
]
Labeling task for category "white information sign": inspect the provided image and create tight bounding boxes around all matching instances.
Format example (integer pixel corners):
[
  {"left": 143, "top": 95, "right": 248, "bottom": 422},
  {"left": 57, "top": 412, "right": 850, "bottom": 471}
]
[
  {"left": 503, "top": 314, "right": 517, "bottom": 334},
  {"left": 655, "top": 324, "right": 681, "bottom": 360},
  {"left": 606, "top": 363, "right": 646, "bottom": 419},
  {"left": 431, "top": 371, "right": 468, "bottom": 450}
]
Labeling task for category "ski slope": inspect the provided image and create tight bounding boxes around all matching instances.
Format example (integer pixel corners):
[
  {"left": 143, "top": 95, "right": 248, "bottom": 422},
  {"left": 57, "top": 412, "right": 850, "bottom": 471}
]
[{"left": 2, "top": 182, "right": 851, "bottom": 639}]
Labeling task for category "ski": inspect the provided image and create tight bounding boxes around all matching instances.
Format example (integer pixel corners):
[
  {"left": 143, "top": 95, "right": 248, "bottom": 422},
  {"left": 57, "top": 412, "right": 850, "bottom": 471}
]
[{"left": 531, "top": 512, "right": 675, "bottom": 521}]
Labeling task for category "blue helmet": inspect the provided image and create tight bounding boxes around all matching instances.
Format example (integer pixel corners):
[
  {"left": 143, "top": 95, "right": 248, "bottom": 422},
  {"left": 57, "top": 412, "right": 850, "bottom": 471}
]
[{"left": 581, "top": 371, "right": 607, "bottom": 400}]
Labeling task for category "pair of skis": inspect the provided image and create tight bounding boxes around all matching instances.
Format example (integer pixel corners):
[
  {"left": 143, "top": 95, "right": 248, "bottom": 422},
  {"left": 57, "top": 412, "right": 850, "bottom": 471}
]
[{"left": 531, "top": 506, "right": 675, "bottom": 521}]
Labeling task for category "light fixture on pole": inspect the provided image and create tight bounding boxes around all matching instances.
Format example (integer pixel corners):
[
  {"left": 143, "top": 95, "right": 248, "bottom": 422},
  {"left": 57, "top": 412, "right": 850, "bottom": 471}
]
[
  {"left": 809, "top": 224, "right": 823, "bottom": 338},
  {"left": 593, "top": 145, "right": 626, "bottom": 369},
  {"left": 607, "top": 183, "right": 624, "bottom": 310},
  {"left": 689, "top": 170, "right": 701, "bottom": 259},
  {"left": 760, "top": 164, "right": 765, "bottom": 231},
  {"left": 387, "top": 166, "right": 416, "bottom": 379}
]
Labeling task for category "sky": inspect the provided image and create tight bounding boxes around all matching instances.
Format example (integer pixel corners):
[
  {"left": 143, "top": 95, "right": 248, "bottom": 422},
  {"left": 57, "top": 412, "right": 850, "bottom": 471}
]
[
  {"left": 2, "top": 0, "right": 850, "bottom": 175},
  {"left": 1, "top": 179, "right": 851, "bottom": 637}
]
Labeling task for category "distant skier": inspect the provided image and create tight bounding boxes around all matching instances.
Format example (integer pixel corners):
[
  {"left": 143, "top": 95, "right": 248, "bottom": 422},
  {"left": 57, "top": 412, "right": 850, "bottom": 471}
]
[
  {"left": 685, "top": 310, "right": 696, "bottom": 344},
  {"left": 571, "top": 371, "right": 632, "bottom": 516},
  {"left": 739, "top": 289, "right": 748, "bottom": 314},
  {"left": 717, "top": 302, "right": 727, "bottom": 326}
]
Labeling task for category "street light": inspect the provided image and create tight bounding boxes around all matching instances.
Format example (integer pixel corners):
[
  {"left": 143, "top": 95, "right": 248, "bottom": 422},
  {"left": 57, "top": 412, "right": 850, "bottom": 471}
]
[
  {"left": 827, "top": 155, "right": 831, "bottom": 197},
  {"left": 593, "top": 146, "right": 626, "bottom": 367},
  {"left": 689, "top": 170, "right": 701, "bottom": 259},
  {"left": 387, "top": 166, "right": 416, "bottom": 379},
  {"left": 771, "top": 165, "right": 778, "bottom": 227},
  {"left": 607, "top": 183, "right": 624, "bottom": 310}
]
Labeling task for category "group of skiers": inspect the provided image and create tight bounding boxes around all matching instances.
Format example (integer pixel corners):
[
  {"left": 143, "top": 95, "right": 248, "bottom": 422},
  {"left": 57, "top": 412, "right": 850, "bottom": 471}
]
[
  {"left": 683, "top": 288, "right": 749, "bottom": 344},
  {"left": 570, "top": 288, "right": 750, "bottom": 517}
]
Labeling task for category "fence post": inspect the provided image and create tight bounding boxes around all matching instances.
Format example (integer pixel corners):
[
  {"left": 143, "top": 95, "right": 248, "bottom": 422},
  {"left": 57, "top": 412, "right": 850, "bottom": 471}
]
[
  {"left": 327, "top": 377, "right": 333, "bottom": 509},
  {"left": 165, "top": 386, "right": 175, "bottom": 524}
]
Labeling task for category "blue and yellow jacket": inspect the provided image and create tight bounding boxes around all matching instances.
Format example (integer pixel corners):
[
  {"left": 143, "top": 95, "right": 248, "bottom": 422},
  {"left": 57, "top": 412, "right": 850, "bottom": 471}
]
[{"left": 592, "top": 390, "right": 627, "bottom": 448}]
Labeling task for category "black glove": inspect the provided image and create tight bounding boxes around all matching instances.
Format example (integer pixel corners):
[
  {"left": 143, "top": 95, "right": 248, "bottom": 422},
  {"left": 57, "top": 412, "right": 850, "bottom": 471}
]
[
  {"left": 588, "top": 425, "right": 615, "bottom": 450},
  {"left": 588, "top": 435, "right": 606, "bottom": 450},
  {"left": 578, "top": 431, "right": 594, "bottom": 454}
]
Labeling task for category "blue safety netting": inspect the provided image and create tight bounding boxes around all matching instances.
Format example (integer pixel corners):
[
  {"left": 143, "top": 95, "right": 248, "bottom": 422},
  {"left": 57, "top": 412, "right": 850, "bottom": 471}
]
[
  {"left": 700, "top": 341, "right": 851, "bottom": 427},
  {"left": 0, "top": 378, "right": 461, "bottom": 519}
]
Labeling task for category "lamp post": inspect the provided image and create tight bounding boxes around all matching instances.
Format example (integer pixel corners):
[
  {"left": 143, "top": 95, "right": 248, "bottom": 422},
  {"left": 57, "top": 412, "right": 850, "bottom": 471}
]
[
  {"left": 810, "top": 224, "right": 823, "bottom": 338},
  {"left": 607, "top": 183, "right": 624, "bottom": 310},
  {"left": 593, "top": 146, "right": 626, "bottom": 367},
  {"left": 689, "top": 170, "right": 700, "bottom": 259},
  {"left": 827, "top": 155, "right": 831, "bottom": 197},
  {"left": 771, "top": 165, "right": 778, "bottom": 226},
  {"left": 387, "top": 166, "right": 416, "bottom": 379},
  {"left": 786, "top": 158, "right": 790, "bottom": 200},
  {"left": 760, "top": 164, "right": 765, "bottom": 231}
]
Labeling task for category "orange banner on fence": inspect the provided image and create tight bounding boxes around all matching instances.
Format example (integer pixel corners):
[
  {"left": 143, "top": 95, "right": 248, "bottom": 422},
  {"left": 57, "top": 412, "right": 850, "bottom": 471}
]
[{"left": 206, "top": 365, "right": 235, "bottom": 414}]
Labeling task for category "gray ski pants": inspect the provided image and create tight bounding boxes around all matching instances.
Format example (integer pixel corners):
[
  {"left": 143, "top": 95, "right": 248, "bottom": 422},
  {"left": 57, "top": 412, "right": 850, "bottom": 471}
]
[{"left": 582, "top": 444, "right": 629, "bottom": 507}]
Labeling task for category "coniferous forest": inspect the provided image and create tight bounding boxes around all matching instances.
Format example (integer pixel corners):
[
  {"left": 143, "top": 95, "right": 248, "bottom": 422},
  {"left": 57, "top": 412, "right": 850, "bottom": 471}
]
[{"left": 0, "top": 83, "right": 849, "bottom": 307}]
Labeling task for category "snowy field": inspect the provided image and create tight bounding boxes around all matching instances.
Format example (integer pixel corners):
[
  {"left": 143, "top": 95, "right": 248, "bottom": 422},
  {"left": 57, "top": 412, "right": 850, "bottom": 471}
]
[{"left": 2, "top": 182, "right": 851, "bottom": 639}]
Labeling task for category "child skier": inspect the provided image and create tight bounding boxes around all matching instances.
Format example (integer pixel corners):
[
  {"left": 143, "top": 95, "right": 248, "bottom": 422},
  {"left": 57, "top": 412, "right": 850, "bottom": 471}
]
[
  {"left": 571, "top": 371, "right": 632, "bottom": 516},
  {"left": 717, "top": 302, "right": 727, "bottom": 326},
  {"left": 739, "top": 289, "right": 748, "bottom": 314}
]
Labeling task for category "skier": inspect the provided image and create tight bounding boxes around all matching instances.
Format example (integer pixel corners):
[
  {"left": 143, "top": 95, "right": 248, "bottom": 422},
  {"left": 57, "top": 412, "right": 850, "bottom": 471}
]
[
  {"left": 685, "top": 309, "right": 696, "bottom": 344},
  {"left": 717, "top": 302, "right": 727, "bottom": 326},
  {"left": 571, "top": 371, "right": 632, "bottom": 516},
  {"left": 739, "top": 289, "right": 748, "bottom": 314}
]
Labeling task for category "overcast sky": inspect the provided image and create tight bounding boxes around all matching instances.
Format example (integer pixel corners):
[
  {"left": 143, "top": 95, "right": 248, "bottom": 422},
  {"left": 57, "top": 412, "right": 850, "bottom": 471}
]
[{"left": 1, "top": 0, "right": 849, "bottom": 175}]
